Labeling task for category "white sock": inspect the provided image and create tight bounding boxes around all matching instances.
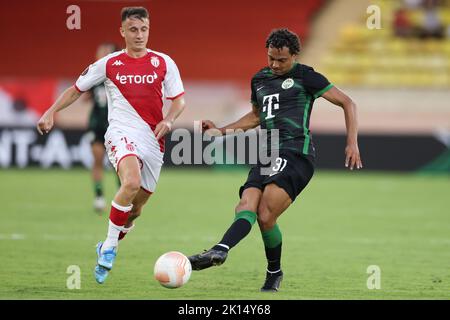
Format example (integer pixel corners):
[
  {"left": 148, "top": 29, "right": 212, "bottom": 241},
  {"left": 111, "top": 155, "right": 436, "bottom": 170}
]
[{"left": 102, "top": 220, "right": 123, "bottom": 253}]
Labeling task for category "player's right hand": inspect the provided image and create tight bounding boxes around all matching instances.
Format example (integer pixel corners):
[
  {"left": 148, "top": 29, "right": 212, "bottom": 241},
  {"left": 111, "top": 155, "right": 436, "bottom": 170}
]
[
  {"left": 201, "top": 120, "right": 217, "bottom": 132},
  {"left": 36, "top": 111, "right": 54, "bottom": 135},
  {"left": 201, "top": 120, "right": 223, "bottom": 136}
]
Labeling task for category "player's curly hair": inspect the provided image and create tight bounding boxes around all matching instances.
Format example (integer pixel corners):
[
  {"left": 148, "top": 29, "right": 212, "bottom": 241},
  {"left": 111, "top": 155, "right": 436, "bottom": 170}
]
[{"left": 265, "top": 28, "right": 301, "bottom": 55}]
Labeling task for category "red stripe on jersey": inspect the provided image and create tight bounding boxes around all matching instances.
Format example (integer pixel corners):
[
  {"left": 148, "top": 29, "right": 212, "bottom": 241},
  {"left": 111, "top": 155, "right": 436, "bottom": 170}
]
[
  {"left": 140, "top": 186, "right": 154, "bottom": 195},
  {"left": 116, "top": 153, "right": 140, "bottom": 174},
  {"left": 74, "top": 84, "right": 84, "bottom": 93},
  {"left": 106, "top": 51, "right": 167, "bottom": 152},
  {"left": 166, "top": 91, "right": 185, "bottom": 100}
]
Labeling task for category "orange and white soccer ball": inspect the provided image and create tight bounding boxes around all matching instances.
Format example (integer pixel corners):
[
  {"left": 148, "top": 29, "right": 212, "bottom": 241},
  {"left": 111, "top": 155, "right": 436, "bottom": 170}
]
[{"left": 154, "top": 251, "right": 192, "bottom": 288}]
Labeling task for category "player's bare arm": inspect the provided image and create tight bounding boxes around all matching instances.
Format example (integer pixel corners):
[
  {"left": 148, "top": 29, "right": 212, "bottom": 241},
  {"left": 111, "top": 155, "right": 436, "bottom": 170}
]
[
  {"left": 154, "top": 95, "right": 186, "bottom": 140},
  {"left": 321, "top": 86, "right": 363, "bottom": 170},
  {"left": 202, "top": 105, "right": 260, "bottom": 135},
  {"left": 36, "top": 85, "right": 82, "bottom": 135}
]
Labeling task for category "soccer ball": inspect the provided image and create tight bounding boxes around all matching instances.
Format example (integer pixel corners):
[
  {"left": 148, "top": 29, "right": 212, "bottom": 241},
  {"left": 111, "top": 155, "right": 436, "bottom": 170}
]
[{"left": 154, "top": 251, "right": 192, "bottom": 288}]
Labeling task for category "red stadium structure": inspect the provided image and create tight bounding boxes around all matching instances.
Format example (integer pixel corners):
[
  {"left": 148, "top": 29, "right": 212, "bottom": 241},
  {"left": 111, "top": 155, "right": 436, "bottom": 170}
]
[{"left": 0, "top": 0, "right": 323, "bottom": 82}]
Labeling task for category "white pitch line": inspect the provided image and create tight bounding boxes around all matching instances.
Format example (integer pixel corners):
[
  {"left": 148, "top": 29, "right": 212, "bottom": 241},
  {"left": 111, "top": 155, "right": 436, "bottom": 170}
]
[
  {"left": 0, "top": 233, "right": 26, "bottom": 240},
  {"left": 0, "top": 233, "right": 216, "bottom": 242},
  {"left": 2, "top": 234, "right": 450, "bottom": 245}
]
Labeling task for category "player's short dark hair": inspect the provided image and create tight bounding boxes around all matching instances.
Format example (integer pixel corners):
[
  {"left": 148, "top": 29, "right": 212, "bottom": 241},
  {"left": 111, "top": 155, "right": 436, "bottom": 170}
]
[
  {"left": 121, "top": 7, "right": 149, "bottom": 22},
  {"left": 265, "top": 28, "right": 301, "bottom": 55}
]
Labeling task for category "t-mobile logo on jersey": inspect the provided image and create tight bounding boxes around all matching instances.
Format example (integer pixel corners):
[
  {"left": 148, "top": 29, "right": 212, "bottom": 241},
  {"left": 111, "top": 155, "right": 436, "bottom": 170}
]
[
  {"left": 262, "top": 94, "right": 280, "bottom": 120},
  {"left": 115, "top": 71, "right": 158, "bottom": 85}
]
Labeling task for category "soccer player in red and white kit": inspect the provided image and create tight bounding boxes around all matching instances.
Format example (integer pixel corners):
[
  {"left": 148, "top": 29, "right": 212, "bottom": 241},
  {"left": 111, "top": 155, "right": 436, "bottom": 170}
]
[{"left": 36, "top": 7, "right": 186, "bottom": 284}]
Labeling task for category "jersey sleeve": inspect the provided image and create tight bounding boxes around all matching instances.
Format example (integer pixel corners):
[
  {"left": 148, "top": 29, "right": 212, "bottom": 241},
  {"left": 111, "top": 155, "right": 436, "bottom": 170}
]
[
  {"left": 303, "top": 67, "right": 334, "bottom": 99},
  {"left": 74, "top": 57, "right": 108, "bottom": 92},
  {"left": 163, "top": 56, "right": 185, "bottom": 100},
  {"left": 250, "top": 77, "right": 258, "bottom": 107}
]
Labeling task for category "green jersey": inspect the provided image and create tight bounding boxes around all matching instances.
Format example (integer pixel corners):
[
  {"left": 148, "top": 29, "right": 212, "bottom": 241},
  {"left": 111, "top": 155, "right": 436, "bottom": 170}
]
[
  {"left": 251, "top": 63, "right": 333, "bottom": 160},
  {"left": 88, "top": 84, "right": 109, "bottom": 132}
]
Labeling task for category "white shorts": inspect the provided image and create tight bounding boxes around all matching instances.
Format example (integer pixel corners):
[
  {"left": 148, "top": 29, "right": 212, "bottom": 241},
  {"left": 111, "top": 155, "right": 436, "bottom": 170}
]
[{"left": 105, "top": 128, "right": 164, "bottom": 193}]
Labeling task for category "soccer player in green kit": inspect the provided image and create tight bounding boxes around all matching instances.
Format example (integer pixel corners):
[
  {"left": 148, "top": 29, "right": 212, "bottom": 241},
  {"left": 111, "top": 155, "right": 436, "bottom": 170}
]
[
  {"left": 188, "top": 28, "right": 363, "bottom": 292},
  {"left": 88, "top": 43, "right": 119, "bottom": 212}
]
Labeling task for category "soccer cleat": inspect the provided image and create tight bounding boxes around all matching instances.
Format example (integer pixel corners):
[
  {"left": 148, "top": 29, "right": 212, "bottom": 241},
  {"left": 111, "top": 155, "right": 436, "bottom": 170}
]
[
  {"left": 260, "top": 270, "right": 283, "bottom": 292},
  {"left": 93, "top": 196, "right": 106, "bottom": 213},
  {"left": 94, "top": 264, "right": 109, "bottom": 284},
  {"left": 94, "top": 242, "right": 109, "bottom": 284},
  {"left": 94, "top": 241, "right": 117, "bottom": 284},
  {"left": 188, "top": 249, "right": 228, "bottom": 270},
  {"left": 96, "top": 242, "right": 117, "bottom": 270}
]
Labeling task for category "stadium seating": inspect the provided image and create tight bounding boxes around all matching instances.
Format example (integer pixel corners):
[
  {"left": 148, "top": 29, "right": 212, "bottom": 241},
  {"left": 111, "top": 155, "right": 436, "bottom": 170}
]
[{"left": 319, "top": 1, "right": 450, "bottom": 88}]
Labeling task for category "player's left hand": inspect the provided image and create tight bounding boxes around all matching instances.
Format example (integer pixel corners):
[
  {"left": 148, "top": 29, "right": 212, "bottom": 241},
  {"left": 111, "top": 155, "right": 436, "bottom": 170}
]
[
  {"left": 154, "top": 119, "right": 173, "bottom": 140},
  {"left": 345, "top": 144, "right": 363, "bottom": 170}
]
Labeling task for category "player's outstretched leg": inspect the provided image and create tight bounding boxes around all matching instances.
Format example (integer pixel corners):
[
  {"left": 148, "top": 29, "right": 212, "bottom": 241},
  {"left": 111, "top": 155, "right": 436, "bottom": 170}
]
[
  {"left": 187, "top": 248, "right": 228, "bottom": 270},
  {"left": 188, "top": 210, "right": 257, "bottom": 270}
]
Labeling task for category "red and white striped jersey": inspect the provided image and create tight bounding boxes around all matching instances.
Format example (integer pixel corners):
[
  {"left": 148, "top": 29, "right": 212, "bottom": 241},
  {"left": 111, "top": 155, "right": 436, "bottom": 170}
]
[{"left": 75, "top": 49, "right": 184, "bottom": 152}]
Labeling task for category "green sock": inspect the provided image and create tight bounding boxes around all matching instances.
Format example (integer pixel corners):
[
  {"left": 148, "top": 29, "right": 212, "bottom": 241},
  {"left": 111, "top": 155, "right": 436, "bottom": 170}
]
[
  {"left": 261, "top": 224, "right": 282, "bottom": 272},
  {"left": 234, "top": 210, "right": 257, "bottom": 225},
  {"left": 214, "top": 210, "right": 257, "bottom": 250},
  {"left": 94, "top": 181, "right": 103, "bottom": 197}
]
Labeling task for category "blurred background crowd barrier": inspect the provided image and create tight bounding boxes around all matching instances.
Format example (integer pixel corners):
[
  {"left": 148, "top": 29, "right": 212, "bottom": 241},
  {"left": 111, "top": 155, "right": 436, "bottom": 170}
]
[{"left": 0, "top": 0, "right": 449, "bottom": 172}]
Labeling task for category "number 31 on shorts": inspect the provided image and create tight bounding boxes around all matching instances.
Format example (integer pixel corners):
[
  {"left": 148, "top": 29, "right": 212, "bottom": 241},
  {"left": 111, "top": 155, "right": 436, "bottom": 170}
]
[{"left": 270, "top": 157, "right": 287, "bottom": 176}]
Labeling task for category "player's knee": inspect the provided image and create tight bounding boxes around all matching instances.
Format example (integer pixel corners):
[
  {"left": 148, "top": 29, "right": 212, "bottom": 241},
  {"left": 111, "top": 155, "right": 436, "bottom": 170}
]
[
  {"left": 235, "top": 191, "right": 260, "bottom": 213},
  {"left": 257, "top": 204, "right": 276, "bottom": 230},
  {"left": 122, "top": 177, "right": 141, "bottom": 195},
  {"left": 257, "top": 215, "right": 276, "bottom": 231},
  {"left": 235, "top": 198, "right": 257, "bottom": 214},
  {"left": 234, "top": 202, "right": 246, "bottom": 213}
]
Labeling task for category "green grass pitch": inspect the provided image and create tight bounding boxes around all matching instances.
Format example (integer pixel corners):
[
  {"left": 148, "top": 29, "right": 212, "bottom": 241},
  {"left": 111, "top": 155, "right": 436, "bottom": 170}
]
[{"left": 0, "top": 168, "right": 449, "bottom": 299}]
